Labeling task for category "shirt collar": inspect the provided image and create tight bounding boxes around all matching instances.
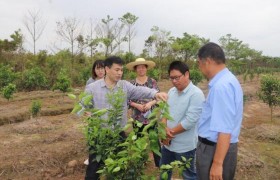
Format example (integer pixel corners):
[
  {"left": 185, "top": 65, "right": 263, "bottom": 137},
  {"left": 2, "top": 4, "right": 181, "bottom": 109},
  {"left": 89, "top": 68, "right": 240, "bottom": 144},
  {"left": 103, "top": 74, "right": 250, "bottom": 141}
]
[
  {"left": 175, "top": 81, "right": 193, "bottom": 94},
  {"left": 100, "top": 78, "right": 107, "bottom": 87},
  {"left": 100, "top": 78, "right": 122, "bottom": 89},
  {"left": 209, "top": 68, "right": 229, "bottom": 88}
]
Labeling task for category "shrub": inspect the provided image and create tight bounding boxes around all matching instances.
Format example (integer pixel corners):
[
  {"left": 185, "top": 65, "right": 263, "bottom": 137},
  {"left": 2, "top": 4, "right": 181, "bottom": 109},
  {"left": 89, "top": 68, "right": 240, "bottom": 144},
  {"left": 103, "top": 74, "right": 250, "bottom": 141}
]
[
  {"left": 31, "top": 100, "right": 42, "bottom": 118},
  {"left": 52, "top": 69, "right": 72, "bottom": 95},
  {"left": 80, "top": 66, "right": 91, "bottom": 84},
  {"left": 249, "top": 71, "right": 254, "bottom": 82},
  {"left": 148, "top": 69, "right": 161, "bottom": 81},
  {"left": 243, "top": 70, "right": 248, "bottom": 83},
  {"left": 22, "top": 67, "right": 48, "bottom": 91},
  {"left": 190, "top": 69, "right": 203, "bottom": 85},
  {"left": 124, "top": 71, "right": 137, "bottom": 80},
  {"left": 257, "top": 75, "right": 280, "bottom": 121},
  {"left": 2, "top": 83, "right": 16, "bottom": 101},
  {"left": 0, "top": 64, "right": 18, "bottom": 90}
]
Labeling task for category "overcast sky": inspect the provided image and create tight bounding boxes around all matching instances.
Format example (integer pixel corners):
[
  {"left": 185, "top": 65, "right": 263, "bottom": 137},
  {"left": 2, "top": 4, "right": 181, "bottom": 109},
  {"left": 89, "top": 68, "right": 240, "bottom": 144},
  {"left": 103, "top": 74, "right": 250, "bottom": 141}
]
[{"left": 1, "top": 0, "right": 280, "bottom": 57}]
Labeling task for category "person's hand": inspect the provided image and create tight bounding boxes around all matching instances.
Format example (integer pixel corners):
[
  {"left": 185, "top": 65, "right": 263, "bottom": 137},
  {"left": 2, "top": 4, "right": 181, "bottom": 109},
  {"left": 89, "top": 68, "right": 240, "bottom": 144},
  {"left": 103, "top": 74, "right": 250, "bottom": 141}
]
[
  {"left": 161, "top": 138, "right": 171, "bottom": 146},
  {"left": 210, "top": 161, "right": 223, "bottom": 180},
  {"left": 143, "top": 102, "right": 152, "bottom": 111},
  {"left": 135, "top": 103, "right": 145, "bottom": 112},
  {"left": 84, "top": 111, "right": 91, "bottom": 117},
  {"left": 166, "top": 127, "right": 175, "bottom": 139},
  {"left": 155, "top": 92, "right": 168, "bottom": 102}
]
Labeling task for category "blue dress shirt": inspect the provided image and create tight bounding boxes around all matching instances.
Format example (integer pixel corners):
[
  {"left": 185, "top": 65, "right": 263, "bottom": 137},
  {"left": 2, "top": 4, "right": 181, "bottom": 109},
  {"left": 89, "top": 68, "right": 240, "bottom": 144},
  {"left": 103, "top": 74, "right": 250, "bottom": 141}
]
[{"left": 198, "top": 68, "right": 243, "bottom": 143}]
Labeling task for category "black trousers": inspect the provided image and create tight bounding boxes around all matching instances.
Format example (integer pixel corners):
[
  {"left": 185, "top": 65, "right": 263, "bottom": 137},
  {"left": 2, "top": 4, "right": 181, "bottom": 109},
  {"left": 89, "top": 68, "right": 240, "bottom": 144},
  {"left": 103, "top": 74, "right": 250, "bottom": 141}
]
[
  {"left": 85, "top": 131, "right": 127, "bottom": 180},
  {"left": 85, "top": 153, "right": 102, "bottom": 180}
]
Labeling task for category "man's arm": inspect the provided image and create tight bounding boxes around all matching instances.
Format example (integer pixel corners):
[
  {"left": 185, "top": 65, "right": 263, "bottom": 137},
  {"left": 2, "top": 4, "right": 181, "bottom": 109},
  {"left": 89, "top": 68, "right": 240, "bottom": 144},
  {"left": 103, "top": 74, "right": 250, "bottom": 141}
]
[
  {"left": 129, "top": 101, "right": 145, "bottom": 112},
  {"left": 172, "top": 92, "right": 204, "bottom": 135},
  {"left": 210, "top": 133, "right": 231, "bottom": 180},
  {"left": 170, "top": 124, "right": 185, "bottom": 135}
]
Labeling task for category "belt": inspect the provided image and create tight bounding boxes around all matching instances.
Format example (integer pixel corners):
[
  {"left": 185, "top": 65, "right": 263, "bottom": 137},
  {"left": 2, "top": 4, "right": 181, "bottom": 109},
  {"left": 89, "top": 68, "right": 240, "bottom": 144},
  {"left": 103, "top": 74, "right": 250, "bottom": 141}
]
[{"left": 198, "top": 136, "right": 216, "bottom": 146}]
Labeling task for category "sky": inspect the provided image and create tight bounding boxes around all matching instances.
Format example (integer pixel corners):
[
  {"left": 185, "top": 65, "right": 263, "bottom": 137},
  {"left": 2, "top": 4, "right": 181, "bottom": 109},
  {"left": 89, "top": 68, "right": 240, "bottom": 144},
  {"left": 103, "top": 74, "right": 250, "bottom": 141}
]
[{"left": 0, "top": 0, "right": 280, "bottom": 57}]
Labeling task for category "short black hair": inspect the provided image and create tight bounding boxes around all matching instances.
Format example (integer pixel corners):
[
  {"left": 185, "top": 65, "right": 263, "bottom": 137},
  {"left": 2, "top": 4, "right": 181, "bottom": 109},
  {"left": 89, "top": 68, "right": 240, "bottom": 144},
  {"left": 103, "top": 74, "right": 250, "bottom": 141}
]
[
  {"left": 92, "top": 60, "right": 104, "bottom": 79},
  {"left": 198, "top": 42, "right": 226, "bottom": 64},
  {"left": 104, "top": 56, "right": 124, "bottom": 68},
  {"left": 168, "top": 61, "right": 189, "bottom": 75}
]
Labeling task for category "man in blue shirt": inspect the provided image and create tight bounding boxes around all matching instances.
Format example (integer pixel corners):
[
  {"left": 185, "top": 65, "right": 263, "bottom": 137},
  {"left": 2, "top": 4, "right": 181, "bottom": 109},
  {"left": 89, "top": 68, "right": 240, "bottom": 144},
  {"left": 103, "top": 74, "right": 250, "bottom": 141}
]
[
  {"left": 196, "top": 43, "right": 243, "bottom": 180},
  {"left": 160, "top": 61, "right": 205, "bottom": 180}
]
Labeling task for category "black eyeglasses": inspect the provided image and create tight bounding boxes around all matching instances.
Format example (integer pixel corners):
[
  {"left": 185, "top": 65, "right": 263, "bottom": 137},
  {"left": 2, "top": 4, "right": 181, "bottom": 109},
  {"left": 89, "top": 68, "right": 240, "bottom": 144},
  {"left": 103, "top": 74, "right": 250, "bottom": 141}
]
[{"left": 169, "top": 74, "right": 184, "bottom": 81}]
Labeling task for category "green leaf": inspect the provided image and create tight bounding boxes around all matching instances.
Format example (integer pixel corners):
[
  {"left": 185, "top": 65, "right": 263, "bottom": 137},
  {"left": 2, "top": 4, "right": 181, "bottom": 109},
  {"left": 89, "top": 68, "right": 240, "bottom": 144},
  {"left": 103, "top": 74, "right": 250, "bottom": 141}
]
[
  {"left": 67, "top": 93, "right": 76, "bottom": 99},
  {"left": 161, "top": 164, "right": 172, "bottom": 170},
  {"left": 135, "top": 138, "right": 148, "bottom": 150},
  {"left": 122, "top": 124, "right": 131, "bottom": 131},
  {"left": 161, "top": 171, "right": 168, "bottom": 180},
  {"left": 112, "top": 166, "right": 121, "bottom": 173},
  {"left": 105, "top": 158, "right": 114, "bottom": 165},
  {"left": 136, "top": 121, "right": 143, "bottom": 128},
  {"left": 78, "top": 92, "right": 87, "bottom": 100},
  {"left": 96, "top": 169, "right": 103, "bottom": 174},
  {"left": 96, "top": 154, "right": 102, "bottom": 162},
  {"left": 92, "top": 109, "right": 107, "bottom": 116},
  {"left": 83, "top": 94, "right": 93, "bottom": 106},
  {"left": 132, "top": 135, "right": 137, "bottom": 140},
  {"left": 71, "top": 104, "right": 82, "bottom": 114}
]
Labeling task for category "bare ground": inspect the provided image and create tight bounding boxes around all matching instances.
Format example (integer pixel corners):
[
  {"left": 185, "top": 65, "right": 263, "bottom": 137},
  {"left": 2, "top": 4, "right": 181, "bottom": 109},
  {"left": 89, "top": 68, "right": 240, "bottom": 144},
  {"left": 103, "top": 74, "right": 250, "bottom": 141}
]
[{"left": 0, "top": 78, "right": 279, "bottom": 180}]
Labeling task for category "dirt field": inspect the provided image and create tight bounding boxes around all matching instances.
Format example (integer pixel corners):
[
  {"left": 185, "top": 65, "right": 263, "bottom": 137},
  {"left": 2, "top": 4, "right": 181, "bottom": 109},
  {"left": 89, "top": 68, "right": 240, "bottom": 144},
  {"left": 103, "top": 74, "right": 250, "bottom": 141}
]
[{"left": 0, "top": 78, "right": 279, "bottom": 180}]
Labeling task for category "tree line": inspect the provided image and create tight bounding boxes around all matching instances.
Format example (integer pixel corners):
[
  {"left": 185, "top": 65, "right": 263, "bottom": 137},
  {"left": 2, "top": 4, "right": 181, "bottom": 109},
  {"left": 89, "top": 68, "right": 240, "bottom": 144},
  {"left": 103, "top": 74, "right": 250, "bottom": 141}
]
[{"left": 0, "top": 11, "right": 279, "bottom": 94}]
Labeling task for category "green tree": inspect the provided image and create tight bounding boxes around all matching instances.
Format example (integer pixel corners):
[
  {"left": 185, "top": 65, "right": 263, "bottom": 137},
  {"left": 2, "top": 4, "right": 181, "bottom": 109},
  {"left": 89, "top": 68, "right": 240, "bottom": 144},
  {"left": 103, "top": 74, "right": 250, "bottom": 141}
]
[
  {"left": 22, "top": 67, "right": 48, "bottom": 91},
  {"left": 2, "top": 83, "right": 16, "bottom": 101},
  {"left": 190, "top": 69, "right": 203, "bottom": 85},
  {"left": 144, "top": 26, "right": 172, "bottom": 61},
  {"left": 171, "top": 33, "right": 209, "bottom": 62},
  {"left": 86, "top": 18, "right": 100, "bottom": 60},
  {"left": 52, "top": 69, "right": 71, "bottom": 97},
  {"left": 30, "top": 100, "right": 42, "bottom": 118},
  {"left": 219, "top": 34, "right": 262, "bottom": 61},
  {"left": 96, "top": 15, "right": 125, "bottom": 57},
  {"left": 258, "top": 75, "right": 280, "bottom": 121},
  {"left": 119, "top": 12, "right": 139, "bottom": 53},
  {"left": 0, "top": 29, "right": 24, "bottom": 61},
  {"left": 0, "top": 64, "right": 18, "bottom": 89}
]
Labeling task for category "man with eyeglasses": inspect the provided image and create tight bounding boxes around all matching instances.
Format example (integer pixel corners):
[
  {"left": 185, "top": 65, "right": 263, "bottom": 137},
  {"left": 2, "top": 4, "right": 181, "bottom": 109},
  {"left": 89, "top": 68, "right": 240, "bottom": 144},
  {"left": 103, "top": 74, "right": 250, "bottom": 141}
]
[{"left": 160, "top": 61, "right": 205, "bottom": 180}]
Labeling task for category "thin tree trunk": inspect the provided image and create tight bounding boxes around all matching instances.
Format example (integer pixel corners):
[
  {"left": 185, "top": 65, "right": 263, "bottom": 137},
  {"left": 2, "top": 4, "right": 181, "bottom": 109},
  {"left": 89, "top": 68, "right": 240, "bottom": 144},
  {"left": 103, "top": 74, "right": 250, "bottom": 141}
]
[{"left": 270, "top": 107, "right": 273, "bottom": 121}]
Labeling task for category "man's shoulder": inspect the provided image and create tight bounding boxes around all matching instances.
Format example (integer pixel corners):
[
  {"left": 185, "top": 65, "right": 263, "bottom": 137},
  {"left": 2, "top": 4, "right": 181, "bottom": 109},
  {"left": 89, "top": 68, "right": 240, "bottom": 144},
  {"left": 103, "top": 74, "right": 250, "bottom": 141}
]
[
  {"left": 168, "top": 87, "right": 177, "bottom": 94},
  {"left": 217, "top": 72, "right": 241, "bottom": 89},
  {"left": 117, "top": 80, "right": 131, "bottom": 86},
  {"left": 85, "top": 79, "right": 104, "bottom": 90},
  {"left": 187, "top": 82, "right": 203, "bottom": 95}
]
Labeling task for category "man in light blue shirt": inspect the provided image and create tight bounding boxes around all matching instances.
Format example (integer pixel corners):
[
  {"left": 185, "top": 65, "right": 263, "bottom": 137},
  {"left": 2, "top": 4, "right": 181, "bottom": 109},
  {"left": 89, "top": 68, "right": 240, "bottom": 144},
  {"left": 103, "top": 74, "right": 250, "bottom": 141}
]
[
  {"left": 160, "top": 61, "right": 205, "bottom": 180},
  {"left": 196, "top": 42, "right": 243, "bottom": 180}
]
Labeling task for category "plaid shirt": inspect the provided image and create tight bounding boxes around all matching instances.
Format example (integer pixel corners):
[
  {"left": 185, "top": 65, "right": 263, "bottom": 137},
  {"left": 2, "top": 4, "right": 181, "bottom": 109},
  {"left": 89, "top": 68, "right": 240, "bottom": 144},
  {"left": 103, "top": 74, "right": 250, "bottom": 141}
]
[
  {"left": 85, "top": 78, "right": 158, "bottom": 127},
  {"left": 129, "top": 77, "right": 159, "bottom": 124}
]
